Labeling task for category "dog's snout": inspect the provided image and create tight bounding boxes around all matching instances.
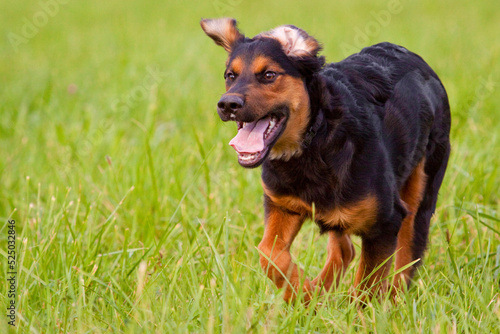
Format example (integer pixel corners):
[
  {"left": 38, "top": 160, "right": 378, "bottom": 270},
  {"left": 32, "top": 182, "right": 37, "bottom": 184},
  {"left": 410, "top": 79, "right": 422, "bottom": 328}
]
[{"left": 217, "top": 95, "right": 244, "bottom": 117}]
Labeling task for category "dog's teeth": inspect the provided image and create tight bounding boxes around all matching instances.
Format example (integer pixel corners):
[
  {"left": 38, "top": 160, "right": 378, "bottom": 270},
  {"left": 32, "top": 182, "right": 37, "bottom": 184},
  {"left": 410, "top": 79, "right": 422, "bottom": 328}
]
[
  {"left": 264, "top": 118, "right": 277, "bottom": 139},
  {"left": 239, "top": 153, "right": 257, "bottom": 161},
  {"left": 269, "top": 119, "right": 276, "bottom": 130}
]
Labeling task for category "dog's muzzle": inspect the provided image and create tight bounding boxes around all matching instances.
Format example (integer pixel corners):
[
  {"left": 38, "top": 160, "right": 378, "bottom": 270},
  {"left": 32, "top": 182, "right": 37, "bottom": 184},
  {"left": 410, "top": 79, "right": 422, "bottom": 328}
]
[{"left": 217, "top": 94, "right": 244, "bottom": 121}]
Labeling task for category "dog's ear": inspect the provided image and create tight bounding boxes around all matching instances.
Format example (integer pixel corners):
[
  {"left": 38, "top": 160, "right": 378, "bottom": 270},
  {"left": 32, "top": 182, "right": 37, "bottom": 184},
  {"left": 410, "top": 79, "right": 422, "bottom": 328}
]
[
  {"left": 200, "top": 18, "right": 245, "bottom": 53},
  {"left": 260, "top": 25, "right": 321, "bottom": 58}
]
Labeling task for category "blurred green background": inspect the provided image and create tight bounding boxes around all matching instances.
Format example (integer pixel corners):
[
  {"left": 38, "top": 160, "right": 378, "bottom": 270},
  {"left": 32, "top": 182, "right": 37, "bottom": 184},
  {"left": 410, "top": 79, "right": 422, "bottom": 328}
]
[{"left": 1, "top": 0, "right": 499, "bottom": 332}]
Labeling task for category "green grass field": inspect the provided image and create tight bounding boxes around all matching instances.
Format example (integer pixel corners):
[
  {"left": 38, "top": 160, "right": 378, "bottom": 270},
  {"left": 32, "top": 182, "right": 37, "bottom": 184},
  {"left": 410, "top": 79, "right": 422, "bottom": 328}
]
[{"left": 1, "top": 0, "right": 499, "bottom": 332}]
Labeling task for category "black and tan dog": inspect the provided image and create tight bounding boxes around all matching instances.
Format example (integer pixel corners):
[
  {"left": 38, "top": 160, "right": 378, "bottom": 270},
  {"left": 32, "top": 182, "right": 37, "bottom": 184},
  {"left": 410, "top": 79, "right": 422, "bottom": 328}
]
[{"left": 201, "top": 18, "right": 450, "bottom": 302}]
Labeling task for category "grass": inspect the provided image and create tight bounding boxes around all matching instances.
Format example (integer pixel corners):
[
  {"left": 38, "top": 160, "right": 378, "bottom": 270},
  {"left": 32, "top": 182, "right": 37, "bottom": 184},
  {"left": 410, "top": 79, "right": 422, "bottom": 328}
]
[{"left": 0, "top": 0, "right": 499, "bottom": 332}]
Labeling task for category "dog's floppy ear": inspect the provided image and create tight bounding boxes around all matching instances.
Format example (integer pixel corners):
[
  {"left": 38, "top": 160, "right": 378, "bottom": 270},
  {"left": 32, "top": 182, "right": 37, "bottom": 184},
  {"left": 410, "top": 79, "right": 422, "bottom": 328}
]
[
  {"left": 200, "top": 18, "right": 245, "bottom": 53},
  {"left": 260, "top": 25, "right": 321, "bottom": 58}
]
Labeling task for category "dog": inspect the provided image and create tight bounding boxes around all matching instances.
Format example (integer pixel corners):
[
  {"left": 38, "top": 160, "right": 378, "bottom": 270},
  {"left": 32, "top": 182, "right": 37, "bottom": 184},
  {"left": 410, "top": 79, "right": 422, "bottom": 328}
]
[{"left": 201, "top": 18, "right": 450, "bottom": 302}]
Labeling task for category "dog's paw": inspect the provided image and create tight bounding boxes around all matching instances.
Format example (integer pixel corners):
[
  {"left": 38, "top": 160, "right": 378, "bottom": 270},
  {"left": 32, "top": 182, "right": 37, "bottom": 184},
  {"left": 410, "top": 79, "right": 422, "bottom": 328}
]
[{"left": 282, "top": 278, "right": 320, "bottom": 303}]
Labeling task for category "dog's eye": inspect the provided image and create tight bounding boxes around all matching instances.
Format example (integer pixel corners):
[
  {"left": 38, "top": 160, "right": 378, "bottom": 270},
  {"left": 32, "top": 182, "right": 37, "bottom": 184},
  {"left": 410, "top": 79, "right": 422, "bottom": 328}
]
[
  {"left": 264, "top": 71, "right": 276, "bottom": 80},
  {"left": 225, "top": 72, "right": 236, "bottom": 81}
]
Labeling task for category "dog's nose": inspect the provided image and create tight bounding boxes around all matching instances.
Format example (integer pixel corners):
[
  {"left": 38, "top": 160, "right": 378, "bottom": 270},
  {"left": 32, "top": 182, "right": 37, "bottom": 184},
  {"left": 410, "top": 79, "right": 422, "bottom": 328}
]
[{"left": 217, "top": 94, "right": 244, "bottom": 117}]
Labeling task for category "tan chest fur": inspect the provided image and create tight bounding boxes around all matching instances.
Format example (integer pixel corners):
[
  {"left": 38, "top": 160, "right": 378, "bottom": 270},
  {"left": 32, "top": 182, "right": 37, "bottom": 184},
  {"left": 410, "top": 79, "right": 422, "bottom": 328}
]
[{"left": 264, "top": 185, "right": 378, "bottom": 235}]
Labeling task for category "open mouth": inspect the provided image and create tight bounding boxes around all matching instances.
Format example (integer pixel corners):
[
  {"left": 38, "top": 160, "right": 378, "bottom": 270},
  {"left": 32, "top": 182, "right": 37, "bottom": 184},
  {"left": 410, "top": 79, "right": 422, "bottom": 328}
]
[{"left": 228, "top": 113, "right": 287, "bottom": 168}]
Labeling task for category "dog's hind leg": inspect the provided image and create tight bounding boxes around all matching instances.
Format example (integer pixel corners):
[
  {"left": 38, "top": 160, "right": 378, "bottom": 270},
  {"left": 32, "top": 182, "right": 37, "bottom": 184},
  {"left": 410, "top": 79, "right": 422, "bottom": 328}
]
[
  {"left": 354, "top": 228, "right": 400, "bottom": 300},
  {"left": 311, "top": 232, "right": 355, "bottom": 293},
  {"left": 410, "top": 129, "right": 450, "bottom": 274},
  {"left": 394, "top": 158, "right": 427, "bottom": 290},
  {"left": 395, "top": 125, "right": 450, "bottom": 291}
]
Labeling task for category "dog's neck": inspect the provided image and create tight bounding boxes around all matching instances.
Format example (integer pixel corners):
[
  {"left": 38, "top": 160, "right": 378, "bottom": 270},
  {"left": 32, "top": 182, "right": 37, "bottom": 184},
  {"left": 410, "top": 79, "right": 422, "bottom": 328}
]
[
  {"left": 268, "top": 108, "right": 325, "bottom": 161},
  {"left": 301, "top": 109, "right": 324, "bottom": 149}
]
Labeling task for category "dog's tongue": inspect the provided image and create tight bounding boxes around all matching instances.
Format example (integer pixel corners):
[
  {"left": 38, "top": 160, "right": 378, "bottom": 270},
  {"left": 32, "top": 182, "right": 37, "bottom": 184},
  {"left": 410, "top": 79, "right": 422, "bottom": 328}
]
[{"left": 229, "top": 118, "right": 270, "bottom": 154}]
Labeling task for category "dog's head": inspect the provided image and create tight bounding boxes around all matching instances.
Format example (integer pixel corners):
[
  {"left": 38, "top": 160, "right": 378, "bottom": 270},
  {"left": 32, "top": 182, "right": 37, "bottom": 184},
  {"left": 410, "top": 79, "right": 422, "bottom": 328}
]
[{"left": 201, "top": 18, "right": 324, "bottom": 167}]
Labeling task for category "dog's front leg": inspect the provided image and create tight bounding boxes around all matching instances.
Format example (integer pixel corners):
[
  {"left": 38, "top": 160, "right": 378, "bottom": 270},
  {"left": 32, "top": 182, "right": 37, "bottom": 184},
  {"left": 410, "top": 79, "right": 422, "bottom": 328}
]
[
  {"left": 311, "top": 232, "right": 355, "bottom": 292},
  {"left": 257, "top": 202, "right": 311, "bottom": 302}
]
